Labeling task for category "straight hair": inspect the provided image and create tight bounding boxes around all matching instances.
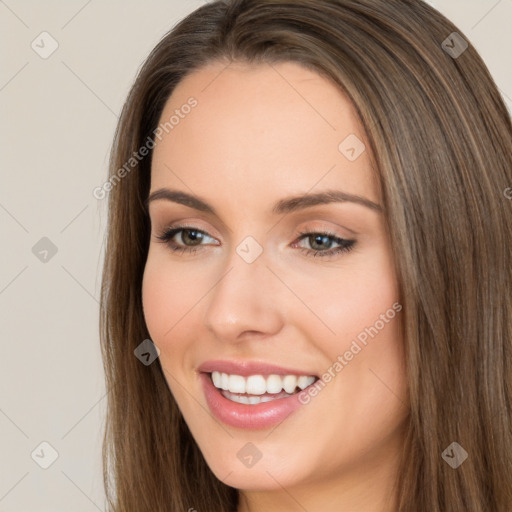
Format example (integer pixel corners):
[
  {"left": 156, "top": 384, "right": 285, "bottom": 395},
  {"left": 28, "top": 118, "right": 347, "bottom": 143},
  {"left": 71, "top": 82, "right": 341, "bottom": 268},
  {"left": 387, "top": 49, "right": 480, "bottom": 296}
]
[{"left": 99, "top": 1, "right": 512, "bottom": 510}]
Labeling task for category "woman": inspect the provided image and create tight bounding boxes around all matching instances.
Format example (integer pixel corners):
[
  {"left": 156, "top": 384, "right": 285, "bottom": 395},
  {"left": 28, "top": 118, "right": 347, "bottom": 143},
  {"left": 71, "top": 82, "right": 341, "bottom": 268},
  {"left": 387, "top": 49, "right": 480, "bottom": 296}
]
[{"left": 99, "top": 0, "right": 512, "bottom": 510}]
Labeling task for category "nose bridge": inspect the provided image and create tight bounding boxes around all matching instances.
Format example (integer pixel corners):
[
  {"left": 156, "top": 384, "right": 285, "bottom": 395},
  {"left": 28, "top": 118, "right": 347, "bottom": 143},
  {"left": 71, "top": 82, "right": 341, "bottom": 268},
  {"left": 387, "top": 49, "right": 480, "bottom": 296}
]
[{"left": 202, "top": 239, "right": 283, "bottom": 341}]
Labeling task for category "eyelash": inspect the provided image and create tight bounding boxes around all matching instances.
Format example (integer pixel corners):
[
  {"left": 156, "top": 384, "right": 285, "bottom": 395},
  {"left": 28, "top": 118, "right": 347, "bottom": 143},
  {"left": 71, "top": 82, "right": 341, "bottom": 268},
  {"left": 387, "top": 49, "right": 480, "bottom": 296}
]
[{"left": 154, "top": 225, "right": 356, "bottom": 258}]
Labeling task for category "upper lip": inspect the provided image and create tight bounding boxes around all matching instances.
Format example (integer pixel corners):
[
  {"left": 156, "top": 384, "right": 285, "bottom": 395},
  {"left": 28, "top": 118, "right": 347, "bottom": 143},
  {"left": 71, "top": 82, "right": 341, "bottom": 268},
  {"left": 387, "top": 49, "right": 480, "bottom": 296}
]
[{"left": 198, "top": 359, "right": 319, "bottom": 377}]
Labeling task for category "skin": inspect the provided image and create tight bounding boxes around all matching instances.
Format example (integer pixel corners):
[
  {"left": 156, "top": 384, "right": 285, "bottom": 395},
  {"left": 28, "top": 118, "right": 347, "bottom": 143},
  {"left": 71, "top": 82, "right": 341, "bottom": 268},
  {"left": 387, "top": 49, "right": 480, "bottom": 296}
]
[{"left": 142, "top": 60, "right": 409, "bottom": 512}]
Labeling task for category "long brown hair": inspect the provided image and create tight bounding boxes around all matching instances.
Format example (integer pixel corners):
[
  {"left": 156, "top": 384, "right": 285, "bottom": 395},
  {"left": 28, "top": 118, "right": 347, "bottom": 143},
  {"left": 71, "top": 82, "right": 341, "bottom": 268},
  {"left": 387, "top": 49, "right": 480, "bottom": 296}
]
[{"left": 99, "top": 1, "right": 512, "bottom": 510}]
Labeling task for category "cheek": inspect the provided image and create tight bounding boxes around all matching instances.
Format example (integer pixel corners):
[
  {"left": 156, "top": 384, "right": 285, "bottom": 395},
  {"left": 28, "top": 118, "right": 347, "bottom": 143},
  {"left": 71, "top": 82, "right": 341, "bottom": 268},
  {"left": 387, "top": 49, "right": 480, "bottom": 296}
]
[
  {"left": 326, "top": 272, "right": 399, "bottom": 344},
  {"left": 323, "top": 257, "right": 405, "bottom": 408},
  {"left": 295, "top": 245, "right": 400, "bottom": 353},
  {"left": 142, "top": 262, "right": 169, "bottom": 341},
  {"left": 141, "top": 251, "right": 201, "bottom": 345}
]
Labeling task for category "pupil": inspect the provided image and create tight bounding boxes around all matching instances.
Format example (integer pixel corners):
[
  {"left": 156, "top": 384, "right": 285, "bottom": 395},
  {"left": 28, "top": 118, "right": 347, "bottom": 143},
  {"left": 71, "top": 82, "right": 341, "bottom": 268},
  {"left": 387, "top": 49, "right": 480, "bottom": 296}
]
[
  {"left": 184, "top": 229, "right": 202, "bottom": 245},
  {"left": 311, "top": 235, "right": 331, "bottom": 250}
]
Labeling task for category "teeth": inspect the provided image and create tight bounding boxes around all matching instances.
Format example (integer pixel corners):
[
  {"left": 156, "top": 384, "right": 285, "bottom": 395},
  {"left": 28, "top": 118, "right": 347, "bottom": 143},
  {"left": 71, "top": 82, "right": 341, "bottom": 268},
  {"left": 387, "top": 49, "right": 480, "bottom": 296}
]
[
  {"left": 266, "top": 374, "right": 283, "bottom": 394},
  {"left": 211, "top": 371, "right": 316, "bottom": 395},
  {"left": 228, "top": 374, "right": 246, "bottom": 394},
  {"left": 221, "top": 372, "right": 229, "bottom": 391},
  {"left": 297, "top": 376, "right": 315, "bottom": 390},
  {"left": 211, "top": 371, "right": 222, "bottom": 388},
  {"left": 222, "top": 390, "right": 278, "bottom": 404},
  {"left": 246, "top": 375, "right": 267, "bottom": 395},
  {"left": 283, "top": 375, "right": 297, "bottom": 394}
]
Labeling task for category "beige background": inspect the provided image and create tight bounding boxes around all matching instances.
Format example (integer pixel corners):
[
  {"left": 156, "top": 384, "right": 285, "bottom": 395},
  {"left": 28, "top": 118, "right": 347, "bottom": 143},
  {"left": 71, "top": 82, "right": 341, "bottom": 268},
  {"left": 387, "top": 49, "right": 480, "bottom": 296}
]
[{"left": 0, "top": 1, "right": 511, "bottom": 510}]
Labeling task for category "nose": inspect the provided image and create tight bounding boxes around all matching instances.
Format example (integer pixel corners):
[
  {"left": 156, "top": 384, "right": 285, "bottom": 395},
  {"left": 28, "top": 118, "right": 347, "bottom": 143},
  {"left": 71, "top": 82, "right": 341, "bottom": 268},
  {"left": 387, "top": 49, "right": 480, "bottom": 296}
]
[{"left": 202, "top": 245, "right": 284, "bottom": 343}]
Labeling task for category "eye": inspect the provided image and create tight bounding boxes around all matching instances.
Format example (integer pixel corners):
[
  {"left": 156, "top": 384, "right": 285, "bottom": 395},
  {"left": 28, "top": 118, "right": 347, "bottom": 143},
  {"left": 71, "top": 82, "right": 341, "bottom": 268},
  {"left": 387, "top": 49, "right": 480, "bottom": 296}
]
[
  {"left": 293, "top": 230, "right": 356, "bottom": 258},
  {"left": 154, "top": 226, "right": 218, "bottom": 254},
  {"left": 154, "top": 225, "right": 356, "bottom": 258}
]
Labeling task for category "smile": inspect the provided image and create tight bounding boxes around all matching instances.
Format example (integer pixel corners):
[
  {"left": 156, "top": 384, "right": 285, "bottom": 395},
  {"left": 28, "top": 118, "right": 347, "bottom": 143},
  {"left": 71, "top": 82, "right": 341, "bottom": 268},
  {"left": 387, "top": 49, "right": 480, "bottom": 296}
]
[
  {"left": 211, "top": 371, "right": 317, "bottom": 404},
  {"left": 200, "top": 371, "right": 320, "bottom": 429}
]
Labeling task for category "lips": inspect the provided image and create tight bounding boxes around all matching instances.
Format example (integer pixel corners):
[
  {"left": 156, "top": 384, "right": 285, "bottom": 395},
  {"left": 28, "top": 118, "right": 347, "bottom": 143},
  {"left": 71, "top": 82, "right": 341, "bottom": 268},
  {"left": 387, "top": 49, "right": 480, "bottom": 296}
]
[
  {"left": 197, "top": 359, "right": 319, "bottom": 377},
  {"left": 197, "top": 359, "right": 320, "bottom": 429}
]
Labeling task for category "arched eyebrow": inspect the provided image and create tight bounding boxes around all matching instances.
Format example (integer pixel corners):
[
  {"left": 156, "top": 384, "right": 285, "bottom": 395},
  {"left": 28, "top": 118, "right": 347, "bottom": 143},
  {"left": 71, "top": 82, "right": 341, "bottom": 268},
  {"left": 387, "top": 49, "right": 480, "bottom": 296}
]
[
  {"left": 145, "top": 188, "right": 382, "bottom": 214},
  {"left": 272, "top": 190, "right": 382, "bottom": 214}
]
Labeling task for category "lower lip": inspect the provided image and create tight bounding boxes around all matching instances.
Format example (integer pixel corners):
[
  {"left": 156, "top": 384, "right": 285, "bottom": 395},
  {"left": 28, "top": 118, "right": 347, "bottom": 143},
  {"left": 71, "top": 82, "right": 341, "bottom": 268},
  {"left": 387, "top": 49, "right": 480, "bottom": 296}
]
[{"left": 200, "top": 372, "right": 309, "bottom": 430}]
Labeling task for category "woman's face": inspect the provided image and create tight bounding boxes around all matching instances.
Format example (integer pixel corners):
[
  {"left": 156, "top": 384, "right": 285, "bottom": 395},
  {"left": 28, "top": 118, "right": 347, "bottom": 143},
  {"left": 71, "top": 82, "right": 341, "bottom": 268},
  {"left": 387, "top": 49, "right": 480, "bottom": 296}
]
[{"left": 142, "top": 60, "right": 408, "bottom": 506}]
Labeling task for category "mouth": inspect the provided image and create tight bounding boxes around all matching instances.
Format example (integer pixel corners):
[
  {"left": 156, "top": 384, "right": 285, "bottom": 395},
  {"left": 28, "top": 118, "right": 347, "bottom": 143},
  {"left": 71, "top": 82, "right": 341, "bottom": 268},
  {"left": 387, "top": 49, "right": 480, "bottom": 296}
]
[
  {"left": 199, "top": 370, "right": 321, "bottom": 429},
  {"left": 208, "top": 371, "right": 320, "bottom": 405}
]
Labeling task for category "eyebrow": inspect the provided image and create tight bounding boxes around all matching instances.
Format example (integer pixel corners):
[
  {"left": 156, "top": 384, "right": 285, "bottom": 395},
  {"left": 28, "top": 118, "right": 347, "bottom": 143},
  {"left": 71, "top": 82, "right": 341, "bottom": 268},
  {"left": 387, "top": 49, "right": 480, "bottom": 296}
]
[{"left": 145, "top": 188, "right": 382, "bottom": 215}]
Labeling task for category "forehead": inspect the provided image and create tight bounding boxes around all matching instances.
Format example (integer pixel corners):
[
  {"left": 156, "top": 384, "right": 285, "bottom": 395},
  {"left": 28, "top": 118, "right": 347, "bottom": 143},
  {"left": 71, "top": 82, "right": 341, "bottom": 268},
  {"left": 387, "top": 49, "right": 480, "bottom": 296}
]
[{"left": 150, "top": 60, "right": 379, "bottom": 208}]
